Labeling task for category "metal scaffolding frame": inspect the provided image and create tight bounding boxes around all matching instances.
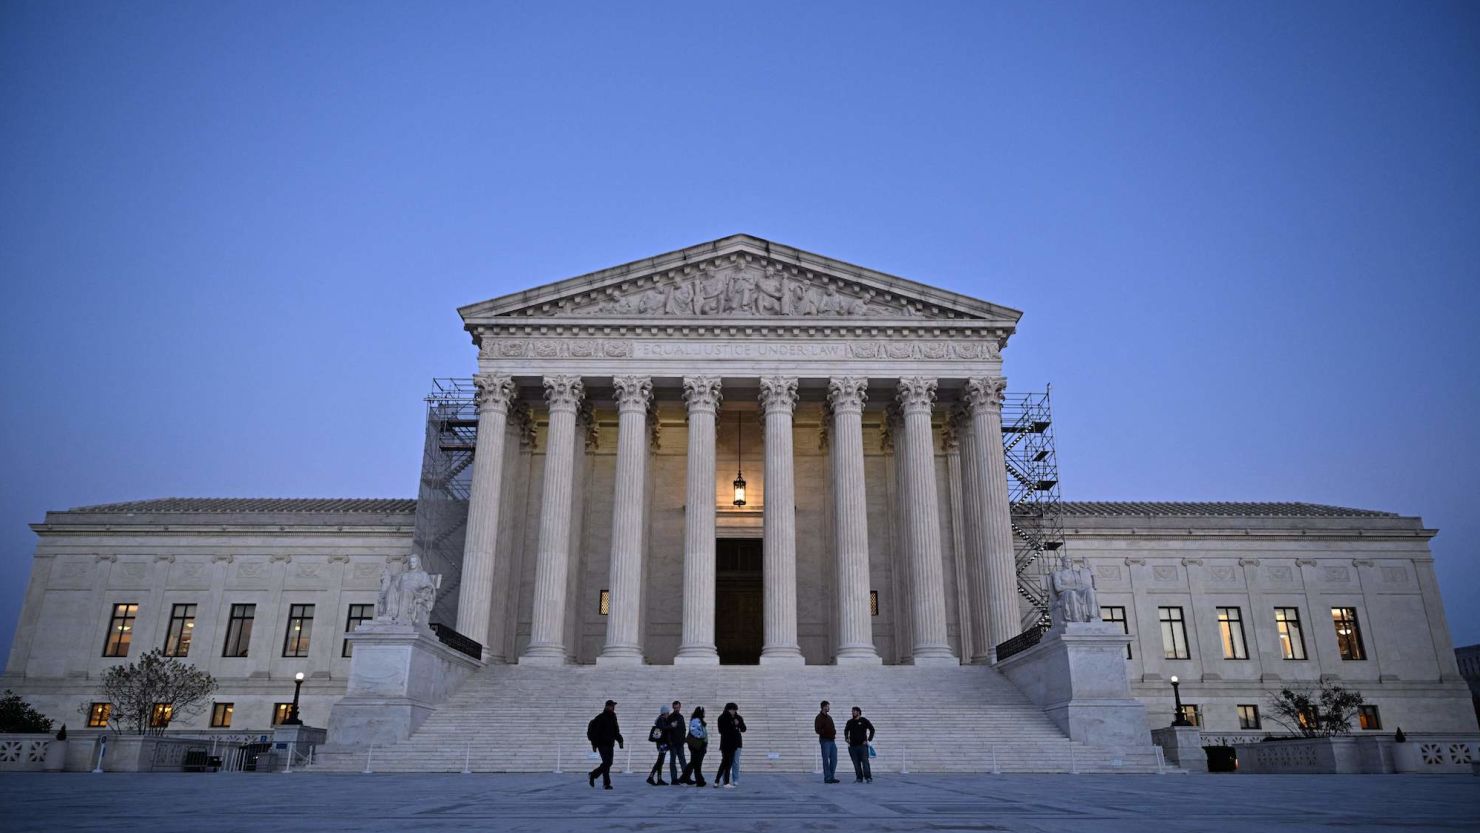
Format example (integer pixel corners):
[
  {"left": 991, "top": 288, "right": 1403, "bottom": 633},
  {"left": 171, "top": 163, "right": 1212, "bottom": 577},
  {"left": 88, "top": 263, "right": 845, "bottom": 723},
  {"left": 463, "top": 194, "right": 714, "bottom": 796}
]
[
  {"left": 1002, "top": 386, "right": 1065, "bottom": 631},
  {"left": 411, "top": 378, "right": 477, "bottom": 625}
]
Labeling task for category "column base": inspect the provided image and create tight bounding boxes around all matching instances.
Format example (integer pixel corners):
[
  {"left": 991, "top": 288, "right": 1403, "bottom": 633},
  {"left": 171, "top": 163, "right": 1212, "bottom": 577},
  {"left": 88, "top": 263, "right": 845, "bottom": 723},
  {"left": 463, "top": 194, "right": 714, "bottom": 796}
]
[
  {"left": 672, "top": 649, "right": 720, "bottom": 666},
  {"left": 595, "top": 651, "right": 644, "bottom": 667},
  {"left": 760, "top": 649, "right": 806, "bottom": 667},
  {"left": 518, "top": 645, "right": 569, "bottom": 666},
  {"left": 834, "top": 651, "right": 883, "bottom": 666},
  {"left": 908, "top": 646, "right": 958, "bottom": 667}
]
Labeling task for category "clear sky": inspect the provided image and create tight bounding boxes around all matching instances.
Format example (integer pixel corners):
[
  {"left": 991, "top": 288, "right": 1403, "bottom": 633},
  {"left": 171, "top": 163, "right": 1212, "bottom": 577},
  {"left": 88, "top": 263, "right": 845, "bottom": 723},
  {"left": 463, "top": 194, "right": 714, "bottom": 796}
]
[{"left": 2, "top": 2, "right": 1477, "bottom": 659}]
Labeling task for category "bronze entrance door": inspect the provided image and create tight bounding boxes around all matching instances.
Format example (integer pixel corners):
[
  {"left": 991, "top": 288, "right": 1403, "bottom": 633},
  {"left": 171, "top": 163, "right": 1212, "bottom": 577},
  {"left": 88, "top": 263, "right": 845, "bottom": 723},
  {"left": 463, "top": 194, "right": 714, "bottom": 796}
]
[{"left": 714, "top": 538, "right": 763, "bottom": 665}]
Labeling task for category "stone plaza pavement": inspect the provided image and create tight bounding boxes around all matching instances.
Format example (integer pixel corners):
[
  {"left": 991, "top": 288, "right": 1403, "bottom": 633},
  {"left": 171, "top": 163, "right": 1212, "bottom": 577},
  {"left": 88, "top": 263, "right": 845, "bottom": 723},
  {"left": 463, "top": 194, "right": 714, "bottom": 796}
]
[{"left": 2, "top": 772, "right": 1477, "bottom": 833}]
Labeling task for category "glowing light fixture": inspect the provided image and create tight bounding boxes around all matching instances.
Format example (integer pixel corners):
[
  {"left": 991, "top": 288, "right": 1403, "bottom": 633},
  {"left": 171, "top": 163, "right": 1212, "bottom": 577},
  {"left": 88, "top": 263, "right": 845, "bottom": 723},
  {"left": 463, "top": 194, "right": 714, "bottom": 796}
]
[{"left": 732, "top": 411, "right": 747, "bottom": 507}]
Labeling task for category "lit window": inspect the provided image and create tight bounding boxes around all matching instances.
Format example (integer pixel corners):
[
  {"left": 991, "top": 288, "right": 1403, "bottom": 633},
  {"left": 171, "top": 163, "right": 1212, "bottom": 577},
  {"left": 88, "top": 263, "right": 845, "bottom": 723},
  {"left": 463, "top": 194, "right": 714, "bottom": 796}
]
[
  {"left": 1274, "top": 607, "right": 1307, "bottom": 660},
  {"left": 210, "top": 702, "right": 234, "bottom": 728},
  {"left": 343, "top": 603, "right": 375, "bottom": 657},
  {"left": 1237, "top": 704, "right": 1261, "bottom": 730},
  {"left": 163, "top": 603, "right": 197, "bottom": 657},
  {"left": 150, "top": 703, "right": 173, "bottom": 728},
  {"left": 1100, "top": 606, "right": 1131, "bottom": 659},
  {"left": 1217, "top": 607, "right": 1248, "bottom": 660},
  {"left": 1178, "top": 704, "right": 1201, "bottom": 727},
  {"left": 223, "top": 604, "right": 255, "bottom": 658},
  {"left": 1158, "top": 607, "right": 1189, "bottom": 660},
  {"left": 870, "top": 591, "right": 880, "bottom": 617},
  {"left": 1358, "top": 705, "right": 1381, "bottom": 730},
  {"left": 1331, "top": 607, "right": 1366, "bottom": 661},
  {"left": 282, "top": 604, "right": 315, "bottom": 658},
  {"left": 86, "top": 703, "right": 111, "bottom": 728},
  {"left": 598, "top": 590, "right": 610, "bottom": 616},
  {"left": 272, "top": 703, "right": 293, "bottom": 726},
  {"left": 103, "top": 603, "right": 139, "bottom": 657}
]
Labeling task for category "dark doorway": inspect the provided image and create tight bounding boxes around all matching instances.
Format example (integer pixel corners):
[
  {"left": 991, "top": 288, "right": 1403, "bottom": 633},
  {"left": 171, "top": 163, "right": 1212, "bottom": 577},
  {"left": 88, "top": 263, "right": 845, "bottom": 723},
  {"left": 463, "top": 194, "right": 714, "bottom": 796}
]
[{"left": 715, "top": 538, "right": 763, "bottom": 665}]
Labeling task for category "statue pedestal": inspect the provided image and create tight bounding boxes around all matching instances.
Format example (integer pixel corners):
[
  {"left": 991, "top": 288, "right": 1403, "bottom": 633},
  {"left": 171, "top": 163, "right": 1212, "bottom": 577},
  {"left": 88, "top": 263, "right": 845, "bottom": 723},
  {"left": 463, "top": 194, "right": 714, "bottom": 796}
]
[
  {"left": 1151, "top": 725, "right": 1207, "bottom": 773},
  {"left": 326, "top": 621, "right": 482, "bottom": 748},
  {"left": 996, "top": 621, "right": 1153, "bottom": 751}
]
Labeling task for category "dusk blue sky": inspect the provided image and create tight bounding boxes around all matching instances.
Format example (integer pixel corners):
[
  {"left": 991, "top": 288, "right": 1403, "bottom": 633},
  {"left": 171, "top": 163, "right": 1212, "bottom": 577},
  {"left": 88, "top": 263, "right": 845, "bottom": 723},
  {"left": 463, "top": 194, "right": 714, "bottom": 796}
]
[{"left": 2, "top": 2, "right": 1477, "bottom": 659}]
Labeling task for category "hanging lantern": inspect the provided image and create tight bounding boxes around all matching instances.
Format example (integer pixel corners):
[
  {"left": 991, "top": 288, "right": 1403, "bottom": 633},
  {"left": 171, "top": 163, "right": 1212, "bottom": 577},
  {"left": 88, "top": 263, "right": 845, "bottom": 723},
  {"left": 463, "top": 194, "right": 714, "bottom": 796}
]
[{"left": 732, "top": 411, "right": 747, "bottom": 506}]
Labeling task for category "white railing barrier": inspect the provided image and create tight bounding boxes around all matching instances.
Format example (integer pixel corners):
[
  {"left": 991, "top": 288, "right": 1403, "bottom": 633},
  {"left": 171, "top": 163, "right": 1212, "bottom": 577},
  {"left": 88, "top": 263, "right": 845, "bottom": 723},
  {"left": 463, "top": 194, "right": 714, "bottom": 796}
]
[
  {"left": 92, "top": 736, "right": 108, "bottom": 773},
  {"left": 1155, "top": 745, "right": 1165, "bottom": 775},
  {"left": 991, "top": 745, "right": 1000, "bottom": 775},
  {"left": 363, "top": 744, "right": 375, "bottom": 774},
  {"left": 899, "top": 744, "right": 908, "bottom": 774},
  {"left": 462, "top": 743, "right": 472, "bottom": 774},
  {"left": 554, "top": 747, "right": 562, "bottom": 774}
]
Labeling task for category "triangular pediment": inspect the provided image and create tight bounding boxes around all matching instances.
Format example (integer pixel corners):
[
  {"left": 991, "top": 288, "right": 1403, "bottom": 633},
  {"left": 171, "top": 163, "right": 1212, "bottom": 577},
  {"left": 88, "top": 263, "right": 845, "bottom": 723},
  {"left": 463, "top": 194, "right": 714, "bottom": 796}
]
[{"left": 459, "top": 235, "right": 1022, "bottom": 326}]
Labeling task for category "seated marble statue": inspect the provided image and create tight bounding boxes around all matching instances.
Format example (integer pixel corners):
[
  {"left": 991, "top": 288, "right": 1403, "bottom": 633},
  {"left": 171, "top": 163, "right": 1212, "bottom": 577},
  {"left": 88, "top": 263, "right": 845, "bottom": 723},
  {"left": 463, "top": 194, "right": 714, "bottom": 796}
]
[
  {"left": 1049, "top": 554, "right": 1100, "bottom": 628},
  {"left": 375, "top": 554, "right": 441, "bottom": 628}
]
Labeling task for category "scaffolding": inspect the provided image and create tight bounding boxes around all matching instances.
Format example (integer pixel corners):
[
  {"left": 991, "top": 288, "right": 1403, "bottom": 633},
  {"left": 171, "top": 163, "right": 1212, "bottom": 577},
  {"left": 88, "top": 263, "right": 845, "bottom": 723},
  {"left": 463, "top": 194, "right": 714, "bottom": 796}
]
[
  {"left": 1001, "top": 386, "right": 1065, "bottom": 631},
  {"left": 411, "top": 378, "right": 478, "bottom": 626}
]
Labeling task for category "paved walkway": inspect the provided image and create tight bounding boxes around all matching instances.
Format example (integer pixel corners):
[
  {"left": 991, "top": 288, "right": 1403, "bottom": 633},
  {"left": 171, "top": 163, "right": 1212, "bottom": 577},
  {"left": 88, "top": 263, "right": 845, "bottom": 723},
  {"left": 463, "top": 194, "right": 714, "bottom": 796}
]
[{"left": 2, "top": 772, "right": 1477, "bottom": 832}]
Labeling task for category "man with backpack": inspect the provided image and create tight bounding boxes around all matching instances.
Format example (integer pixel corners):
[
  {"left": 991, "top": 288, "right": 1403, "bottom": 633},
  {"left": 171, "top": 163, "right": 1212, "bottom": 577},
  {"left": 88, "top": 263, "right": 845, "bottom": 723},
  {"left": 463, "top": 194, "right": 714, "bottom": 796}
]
[{"left": 587, "top": 700, "right": 624, "bottom": 789}]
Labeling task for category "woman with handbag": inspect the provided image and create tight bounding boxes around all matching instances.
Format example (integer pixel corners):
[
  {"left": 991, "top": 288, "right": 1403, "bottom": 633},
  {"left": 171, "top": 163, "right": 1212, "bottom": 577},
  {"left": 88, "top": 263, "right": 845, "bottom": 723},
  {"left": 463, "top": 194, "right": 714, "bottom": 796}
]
[
  {"left": 646, "top": 705, "right": 671, "bottom": 785},
  {"left": 679, "top": 706, "right": 708, "bottom": 787}
]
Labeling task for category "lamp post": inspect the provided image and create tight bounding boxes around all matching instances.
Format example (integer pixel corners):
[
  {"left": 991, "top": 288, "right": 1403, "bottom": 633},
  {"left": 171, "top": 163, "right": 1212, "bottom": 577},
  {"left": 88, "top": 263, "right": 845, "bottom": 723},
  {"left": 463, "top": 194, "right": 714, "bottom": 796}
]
[
  {"left": 285, "top": 672, "right": 305, "bottom": 725},
  {"left": 1169, "top": 674, "right": 1191, "bottom": 727}
]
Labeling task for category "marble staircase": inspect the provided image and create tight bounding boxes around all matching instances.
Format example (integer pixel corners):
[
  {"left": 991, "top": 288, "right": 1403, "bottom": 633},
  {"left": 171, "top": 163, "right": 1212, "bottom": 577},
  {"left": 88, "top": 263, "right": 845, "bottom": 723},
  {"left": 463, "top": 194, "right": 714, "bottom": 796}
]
[{"left": 310, "top": 664, "right": 1166, "bottom": 773}]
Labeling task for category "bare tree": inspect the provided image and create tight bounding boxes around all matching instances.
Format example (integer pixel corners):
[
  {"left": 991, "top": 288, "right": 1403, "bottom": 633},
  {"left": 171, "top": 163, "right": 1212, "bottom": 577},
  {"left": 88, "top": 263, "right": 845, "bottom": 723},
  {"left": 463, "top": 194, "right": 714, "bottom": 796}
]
[
  {"left": 1267, "top": 683, "right": 1364, "bottom": 737},
  {"left": 81, "top": 649, "right": 217, "bottom": 736}
]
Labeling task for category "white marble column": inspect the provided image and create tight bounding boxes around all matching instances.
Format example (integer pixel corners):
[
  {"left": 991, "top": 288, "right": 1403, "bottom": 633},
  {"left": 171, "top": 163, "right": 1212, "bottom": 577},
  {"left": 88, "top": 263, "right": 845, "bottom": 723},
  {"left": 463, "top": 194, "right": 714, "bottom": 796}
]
[
  {"left": 674, "top": 377, "right": 722, "bottom": 665},
  {"left": 896, "top": 377, "right": 957, "bottom": 665},
  {"left": 759, "top": 376, "right": 805, "bottom": 665},
  {"left": 955, "top": 404, "right": 993, "bottom": 664},
  {"left": 456, "top": 373, "right": 516, "bottom": 660},
  {"left": 828, "top": 377, "right": 882, "bottom": 665},
  {"left": 944, "top": 414, "right": 977, "bottom": 665},
  {"left": 519, "top": 375, "right": 584, "bottom": 665},
  {"left": 964, "top": 376, "right": 1019, "bottom": 658},
  {"left": 598, "top": 376, "right": 652, "bottom": 666}
]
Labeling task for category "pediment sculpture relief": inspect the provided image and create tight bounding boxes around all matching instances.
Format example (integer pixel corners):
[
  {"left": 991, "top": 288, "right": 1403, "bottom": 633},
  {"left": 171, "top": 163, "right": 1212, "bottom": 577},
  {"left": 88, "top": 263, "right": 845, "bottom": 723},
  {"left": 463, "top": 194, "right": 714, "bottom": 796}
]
[{"left": 507, "top": 258, "right": 959, "bottom": 319}]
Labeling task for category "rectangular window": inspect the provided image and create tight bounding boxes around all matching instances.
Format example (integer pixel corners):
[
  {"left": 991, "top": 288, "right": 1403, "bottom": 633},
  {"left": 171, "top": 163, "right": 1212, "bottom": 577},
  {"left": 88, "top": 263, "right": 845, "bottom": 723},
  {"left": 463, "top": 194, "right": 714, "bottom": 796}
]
[
  {"left": 1217, "top": 606, "right": 1249, "bottom": 660},
  {"left": 1179, "top": 704, "right": 1202, "bottom": 727},
  {"left": 283, "top": 604, "right": 315, "bottom": 657},
  {"left": 598, "top": 590, "right": 610, "bottom": 616},
  {"left": 1332, "top": 607, "right": 1366, "bottom": 661},
  {"left": 210, "top": 702, "right": 234, "bottom": 728},
  {"left": 870, "top": 590, "right": 880, "bottom": 616},
  {"left": 86, "top": 703, "right": 111, "bottom": 728},
  {"left": 1100, "top": 605, "right": 1131, "bottom": 659},
  {"left": 1237, "top": 704, "right": 1261, "bottom": 730},
  {"left": 272, "top": 703, "right": 293, "bottom": 726},
  {"left": 163, "top": 603, "right": 197, "bottom": 657},
  {"left": 342, "top": 603, "right": 375, "bottom": 657},
  {"left": 1274, "top": 607, "right": 1307, "bottom": 660},
  {"left": 150, "top": 703, "right": 173, "bottom": 728},
  {"left": 1158, "top": 606, "right": 1190, "bottom": 660},
  {"left": 223, "top": 604, "right": 255, "bottom": 658},
  {"left": 102, "top": 603, "right": 139, "bottom": 657},
  {"left": 1358, "top": 705, "right": 1381, "bottom": 730}
]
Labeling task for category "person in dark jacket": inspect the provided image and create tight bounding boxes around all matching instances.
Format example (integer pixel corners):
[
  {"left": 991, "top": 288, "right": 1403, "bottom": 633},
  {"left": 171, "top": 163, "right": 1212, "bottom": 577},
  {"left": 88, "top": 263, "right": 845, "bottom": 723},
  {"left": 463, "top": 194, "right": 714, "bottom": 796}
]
[
  {"left": 666, "top": 700, "right": 689, "bottom": 784},
  {"left": 844, "top": 706, "right": 875, "bottom": 783},
  {"left": 679, "top": 706, "right": 708, "bottom": 787},
  {"left": 815, "top": 700, "right": 839, "bottom": 783},
  {"left": 587, "top": 700, "right": 624, "bottom": 789},
  {"left": 647, "top": 705, "right": 672, "bottom": 785},
  {"left": 713, "top": 701, "right": 745, "bottom": 788}
]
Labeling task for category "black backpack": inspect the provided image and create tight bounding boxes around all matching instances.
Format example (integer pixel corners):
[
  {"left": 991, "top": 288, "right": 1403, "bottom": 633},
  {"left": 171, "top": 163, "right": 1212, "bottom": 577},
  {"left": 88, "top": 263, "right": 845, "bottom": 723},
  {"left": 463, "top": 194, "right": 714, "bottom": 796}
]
[{"left": 587, "top": 717, "right": 600, "bottom": 744}]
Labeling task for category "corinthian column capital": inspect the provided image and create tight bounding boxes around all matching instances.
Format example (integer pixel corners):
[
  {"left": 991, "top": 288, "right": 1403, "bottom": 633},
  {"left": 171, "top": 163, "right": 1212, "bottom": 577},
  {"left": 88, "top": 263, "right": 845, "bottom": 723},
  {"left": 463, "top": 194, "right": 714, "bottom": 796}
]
[
  {"left": 543, "top": 375, "right": 585, "bottom": 413},
  {"left": 682, "top": 376, "right": 722, "bottom": 414},
  {"left": 826, "top": 377, "right": 868, "bottom": 414},
  {"left": 612, "top": 376, "right": 653, "bottom": 413},
  {"left": 759, "top": 376, "right": 799, "bottom": 415},
  {"left": 474, "top": 373, "right": 516, "bottom": 413},
  {"left": 896, "top": 377, "right": 938, "bottom": 415},
  {"left": 963, "top": 376, "right": 1007, "bottom": 415}
]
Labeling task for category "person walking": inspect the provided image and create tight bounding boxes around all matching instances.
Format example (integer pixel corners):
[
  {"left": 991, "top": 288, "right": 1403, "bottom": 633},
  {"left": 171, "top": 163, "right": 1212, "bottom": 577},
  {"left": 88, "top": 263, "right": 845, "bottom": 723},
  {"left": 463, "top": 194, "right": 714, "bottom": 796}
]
[
  {"left": 729, "top": 702, "right": 747, "bottom": 785},
  {"left": 679, "top": 706, "right": 708, "bottom": 787},
  {"left": 713, "top": 701, "right": 744, "bottom": 788},
  {"left": 666, "top": 699, "right": 689, "bottom": 784},
  {"left": 815, "top": 700, "right": 839, "bottom": 783},
  {"left": 586, "top": 700, "right": 624, "bottom": 790},
  {"left": 844, "top": 706, "right": 875, "bottom": 783},
  {"left": 646, "top": 705, "right": 672, "bottom": 785}
]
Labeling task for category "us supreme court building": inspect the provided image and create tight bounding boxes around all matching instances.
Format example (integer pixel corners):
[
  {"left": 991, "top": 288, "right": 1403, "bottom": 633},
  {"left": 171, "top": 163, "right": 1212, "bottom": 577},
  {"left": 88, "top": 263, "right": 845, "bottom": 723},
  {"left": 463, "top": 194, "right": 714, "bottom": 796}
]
[{"left": 5, "top": 236, "right": 1476, "bottom": 772}]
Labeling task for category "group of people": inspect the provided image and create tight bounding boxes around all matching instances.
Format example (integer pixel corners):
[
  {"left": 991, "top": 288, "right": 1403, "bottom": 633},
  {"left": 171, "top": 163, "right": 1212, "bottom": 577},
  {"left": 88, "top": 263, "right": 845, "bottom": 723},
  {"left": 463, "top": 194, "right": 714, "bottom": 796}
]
[{"left": 584, "top": 699, "right": 876, "bottom": 790}]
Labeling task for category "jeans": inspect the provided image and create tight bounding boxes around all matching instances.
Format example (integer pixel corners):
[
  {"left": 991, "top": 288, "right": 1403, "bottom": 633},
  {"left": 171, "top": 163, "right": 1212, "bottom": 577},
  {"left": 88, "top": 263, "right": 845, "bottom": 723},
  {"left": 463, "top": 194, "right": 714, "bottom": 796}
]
[
  {"left": 589, "top": 745, "right": 615, "bottom": 787},
  {"left": 731, "top": 748, "right": 742, "bottom": 784},
  {"left": 668, "top": 739, "right": 688, "bottom": 781},
  {"left": 715, "top": 748, "right": 736, "bottom": 785},
  {"left": 648, "top": 748, "right": 668, "bottom": 782},
  {"left": 848, "top": 744, "right": 872, "bottom": 781},
  {"left": 819, "top": 739, "right": 837, "bottom": 781}
]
